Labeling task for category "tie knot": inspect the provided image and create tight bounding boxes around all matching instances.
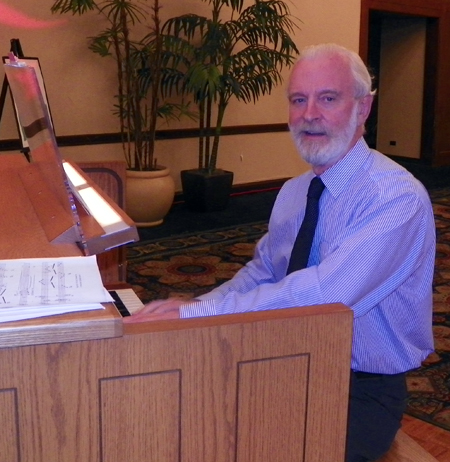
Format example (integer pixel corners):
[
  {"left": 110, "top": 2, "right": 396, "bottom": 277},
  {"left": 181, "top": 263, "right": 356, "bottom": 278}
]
[{"left": 307, "top": 177, "right": 325, "bottom": 200}]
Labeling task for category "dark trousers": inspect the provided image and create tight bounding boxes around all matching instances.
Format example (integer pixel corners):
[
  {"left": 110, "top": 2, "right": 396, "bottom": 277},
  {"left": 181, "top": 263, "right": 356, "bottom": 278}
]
[{"left": 345, "top": 371, "right": 408, "bottom": 462}]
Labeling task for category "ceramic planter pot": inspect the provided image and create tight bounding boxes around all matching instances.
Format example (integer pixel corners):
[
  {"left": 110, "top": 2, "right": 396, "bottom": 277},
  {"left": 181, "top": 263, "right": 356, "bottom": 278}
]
[{"left": 126, "top": 166, "right": 175, "bottom": 227}]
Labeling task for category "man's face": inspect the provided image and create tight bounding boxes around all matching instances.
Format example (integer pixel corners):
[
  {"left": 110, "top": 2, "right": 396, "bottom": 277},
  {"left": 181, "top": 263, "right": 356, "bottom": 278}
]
[{"left": 288, "top": 54, "right": 372, "bottom": 173}]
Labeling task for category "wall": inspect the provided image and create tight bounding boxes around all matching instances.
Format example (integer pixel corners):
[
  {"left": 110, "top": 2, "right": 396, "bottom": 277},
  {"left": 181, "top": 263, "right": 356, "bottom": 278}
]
[
  {"left": 376, "top": 17, "right": 426, "bottom": 159},
  {"left": 0, "top": 0, "right": 361, "bottom": 190}
]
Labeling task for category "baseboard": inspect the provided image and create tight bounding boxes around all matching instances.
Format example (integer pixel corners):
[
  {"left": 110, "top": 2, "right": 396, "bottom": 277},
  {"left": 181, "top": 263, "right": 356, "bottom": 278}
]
[
  {"left": 174, "top": 177, "right": 289, "bottom": 203},
  {"left": 230, "top": 178, "right": 290, "bottom": 194}
]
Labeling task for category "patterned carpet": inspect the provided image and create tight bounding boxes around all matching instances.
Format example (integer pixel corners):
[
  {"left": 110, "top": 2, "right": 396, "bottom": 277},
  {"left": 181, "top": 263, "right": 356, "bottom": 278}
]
[
  {"left": 127, "top": 222, "right": 268, "bottom": 302},
  {"left": 127, "top": 187, "right": 450, "bottom": 431},
  {"left": 406, "top": 187, "right": 450, "bottom": 431}
]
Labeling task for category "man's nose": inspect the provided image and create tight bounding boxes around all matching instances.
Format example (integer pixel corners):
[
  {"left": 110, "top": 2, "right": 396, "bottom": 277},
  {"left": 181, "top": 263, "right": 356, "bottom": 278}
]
[{"left": 303, "top": 100, "right": 321, "bottom": 121}]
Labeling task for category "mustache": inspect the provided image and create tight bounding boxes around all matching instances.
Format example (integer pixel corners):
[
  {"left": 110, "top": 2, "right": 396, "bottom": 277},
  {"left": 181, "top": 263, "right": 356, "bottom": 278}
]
[{"left": 289, "top": 122, "right": 330, "bottom": 137}]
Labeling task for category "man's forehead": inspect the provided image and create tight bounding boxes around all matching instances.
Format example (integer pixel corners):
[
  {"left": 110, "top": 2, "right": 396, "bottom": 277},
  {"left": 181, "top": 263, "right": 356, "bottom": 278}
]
[{"left": 289, "top": 56, "right": 353, "bottom": 93}]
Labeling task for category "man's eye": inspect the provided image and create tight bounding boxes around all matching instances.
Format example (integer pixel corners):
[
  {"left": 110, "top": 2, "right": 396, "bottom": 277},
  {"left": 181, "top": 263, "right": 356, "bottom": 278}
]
[
  {"left": 291, "top": 97, "right": 306, "bottom": 104},
  {"left": 323, "top": 96, "right": 335, "bottom": 102}
]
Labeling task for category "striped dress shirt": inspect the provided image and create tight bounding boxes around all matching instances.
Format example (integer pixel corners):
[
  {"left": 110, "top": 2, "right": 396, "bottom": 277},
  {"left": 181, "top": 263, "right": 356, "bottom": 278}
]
[{"left": 180, "top": 138, "right": 436, "bottom": 374}]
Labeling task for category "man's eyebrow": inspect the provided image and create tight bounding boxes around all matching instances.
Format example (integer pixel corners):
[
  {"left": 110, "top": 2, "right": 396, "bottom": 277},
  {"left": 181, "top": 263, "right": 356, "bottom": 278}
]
[
  {"left": 288, "top": 89, "right": 342, "bottom": 98},
  {"left": 288, "top": 91, "right": 308, "bottom": 100},
  {"left": 318, "top": 89, "right": 341, "bottom": 96}
]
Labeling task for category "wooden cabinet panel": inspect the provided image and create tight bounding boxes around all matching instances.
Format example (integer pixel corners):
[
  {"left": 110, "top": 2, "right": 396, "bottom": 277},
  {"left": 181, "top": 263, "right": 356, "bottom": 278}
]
[
  {"left": 0, "top": 389, "right": 19, "bottom": 462},
  {"left": 0, "top": 304, "right": 352, "bottom": 462},
  {"left": 236, "top": 355, "right": 309, "bottom": 462},
  {"left": 100, "top": 371, "right": 181, "bottom": 462}
]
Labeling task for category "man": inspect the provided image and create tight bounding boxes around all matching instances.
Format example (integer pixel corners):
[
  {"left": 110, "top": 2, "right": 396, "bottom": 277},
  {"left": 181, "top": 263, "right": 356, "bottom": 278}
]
[{"left": 125, "top": 43, "right": 435, "bottom": 461}]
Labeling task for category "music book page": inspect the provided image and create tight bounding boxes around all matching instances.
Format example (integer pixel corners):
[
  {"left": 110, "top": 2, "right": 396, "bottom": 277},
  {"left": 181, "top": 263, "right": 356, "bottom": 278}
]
[{"left": 0, "top": 255, "right": 113, "bottom": 323}]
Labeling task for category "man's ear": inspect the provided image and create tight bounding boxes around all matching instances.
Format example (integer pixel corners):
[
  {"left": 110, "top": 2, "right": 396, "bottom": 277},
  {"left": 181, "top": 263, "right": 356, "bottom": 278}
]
[{"left": 358, "top": 94, "right": 374, "bottom": 124}]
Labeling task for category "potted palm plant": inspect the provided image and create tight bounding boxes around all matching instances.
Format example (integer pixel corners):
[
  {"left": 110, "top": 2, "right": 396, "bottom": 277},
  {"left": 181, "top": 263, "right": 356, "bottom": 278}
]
[
  {"left": 163, "top": 0, "right": 299, "bottom": 212},
  {"left": 51, "top": 0, "right": 195, "bottom": 226}
]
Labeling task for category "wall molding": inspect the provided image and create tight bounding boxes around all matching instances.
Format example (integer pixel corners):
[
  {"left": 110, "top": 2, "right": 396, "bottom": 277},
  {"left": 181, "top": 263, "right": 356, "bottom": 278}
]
[{"left": 0, "top": 123, "right": 289, "bottom": 152}]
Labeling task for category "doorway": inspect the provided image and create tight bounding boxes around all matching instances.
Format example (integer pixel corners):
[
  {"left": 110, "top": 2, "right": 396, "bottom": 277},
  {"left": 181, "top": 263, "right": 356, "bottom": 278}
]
[{"left": 362, "top": 8, "right": 439, "bottom": 164}]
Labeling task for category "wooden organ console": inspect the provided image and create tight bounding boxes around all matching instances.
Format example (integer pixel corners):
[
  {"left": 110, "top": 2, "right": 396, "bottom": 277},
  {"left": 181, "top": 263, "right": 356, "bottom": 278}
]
[{"left": 0, "top": 56, "right": 354, "bottom": 461}]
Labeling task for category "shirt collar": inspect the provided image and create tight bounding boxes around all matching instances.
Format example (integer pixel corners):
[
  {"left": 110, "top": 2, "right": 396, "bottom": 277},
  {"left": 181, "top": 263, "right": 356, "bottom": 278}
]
[{"left": 319, "top": 138, "right": 371, "bottom": 198}]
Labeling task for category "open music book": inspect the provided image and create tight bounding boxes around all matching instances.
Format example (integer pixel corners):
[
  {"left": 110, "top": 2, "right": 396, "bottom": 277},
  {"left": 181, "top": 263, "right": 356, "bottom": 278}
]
[{"left": 0, "top": 255, "right": 113, "bottom": 323}]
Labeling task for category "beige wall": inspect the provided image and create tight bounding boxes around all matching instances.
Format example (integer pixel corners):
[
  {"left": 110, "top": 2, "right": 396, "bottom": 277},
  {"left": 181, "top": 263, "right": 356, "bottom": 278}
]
[
  {"left": 377, "top": 17, "right": 426, "bottom": 159},
  {"left": 0, "top": 0, "right": 361, "bottom": 190}
]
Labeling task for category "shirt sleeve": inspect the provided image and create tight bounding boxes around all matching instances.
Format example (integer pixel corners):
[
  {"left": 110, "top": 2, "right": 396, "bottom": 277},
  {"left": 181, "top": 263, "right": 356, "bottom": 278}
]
[
  {"left": 180, "top": 188, "right": 434, "bottom": 318},
  {"left": 317, "top": 191, "right": 434, "bottom": 315}
]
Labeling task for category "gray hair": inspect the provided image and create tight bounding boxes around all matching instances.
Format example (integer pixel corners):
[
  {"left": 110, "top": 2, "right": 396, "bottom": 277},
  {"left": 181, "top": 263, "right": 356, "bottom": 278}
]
[{"left": 298, "top": 43, "right": 376, "bottom": 98}]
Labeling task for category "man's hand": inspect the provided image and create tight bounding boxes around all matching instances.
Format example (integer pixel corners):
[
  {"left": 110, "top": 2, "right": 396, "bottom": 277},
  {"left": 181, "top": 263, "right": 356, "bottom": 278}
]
[{"left": 123, "top": 298, "right": 184, "bottom": 323}]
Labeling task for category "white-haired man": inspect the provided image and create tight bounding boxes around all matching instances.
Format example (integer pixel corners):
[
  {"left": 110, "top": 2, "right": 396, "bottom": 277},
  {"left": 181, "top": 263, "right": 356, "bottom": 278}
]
[{"left": 126, "top": 43, "right": 435, "bottom": 461}]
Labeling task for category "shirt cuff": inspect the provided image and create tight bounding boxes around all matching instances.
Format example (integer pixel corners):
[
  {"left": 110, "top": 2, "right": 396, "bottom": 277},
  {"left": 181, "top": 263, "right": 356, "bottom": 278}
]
[{"left": 179, "top": 299, "right": 217, "bottom": 318}]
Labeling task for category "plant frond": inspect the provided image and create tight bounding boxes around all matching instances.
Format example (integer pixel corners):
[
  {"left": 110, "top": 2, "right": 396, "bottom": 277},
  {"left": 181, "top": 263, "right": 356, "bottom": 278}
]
[
  {"left": 183, "top": 63, "right": 223, "bottom": 103},
  {"left": 51, "top": 0, "right": 97, "bottom": 14},
  {"left": 160, "top": 68, "right": 186, "bottom": 98},
  {"left": 99, "top": 0, "right": 147, "bottom": 26},
  {"left": 163, "top": 14, "right": 210, "bottom": 40},
  {"left": 157, "top": 101, "right": 198, "bottom": 123}
]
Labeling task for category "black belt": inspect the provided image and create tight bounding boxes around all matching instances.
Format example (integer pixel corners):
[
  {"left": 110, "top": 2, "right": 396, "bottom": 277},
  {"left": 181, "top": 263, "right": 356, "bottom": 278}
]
[
  {"left": 352, "top": 370, "right": 405, "bottom": 379},
  {"left": 353, "top": 371, "right": 385, "bottom": 379}
]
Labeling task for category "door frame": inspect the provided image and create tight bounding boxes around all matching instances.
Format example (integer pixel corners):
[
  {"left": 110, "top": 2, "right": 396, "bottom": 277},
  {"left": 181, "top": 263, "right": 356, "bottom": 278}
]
[{"left": 359, "top": 0, "right": 448, "bottom": 165}]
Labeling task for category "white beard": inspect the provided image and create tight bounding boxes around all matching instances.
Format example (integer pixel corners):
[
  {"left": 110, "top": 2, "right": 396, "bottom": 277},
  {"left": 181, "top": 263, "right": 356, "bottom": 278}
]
[{"left": 289, "top": 104, "right": 360, "bottom": 168}]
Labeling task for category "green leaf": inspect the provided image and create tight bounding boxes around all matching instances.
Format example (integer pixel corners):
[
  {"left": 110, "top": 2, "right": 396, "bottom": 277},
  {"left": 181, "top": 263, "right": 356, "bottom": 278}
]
[{"left": 51, "top": 0, "right": 97, "bottom": 15}]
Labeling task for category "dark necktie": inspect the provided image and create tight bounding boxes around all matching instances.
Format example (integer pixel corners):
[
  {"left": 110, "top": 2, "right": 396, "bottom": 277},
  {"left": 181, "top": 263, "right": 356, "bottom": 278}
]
[{"left": 286, "top": 176, "right": 325, "bottom": 274}]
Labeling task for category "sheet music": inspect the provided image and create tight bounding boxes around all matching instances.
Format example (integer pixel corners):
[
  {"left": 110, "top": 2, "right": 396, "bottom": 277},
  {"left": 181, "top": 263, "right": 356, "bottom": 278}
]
[{"left": 0, "top": 255, "right": 113, "bottom": 323}]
